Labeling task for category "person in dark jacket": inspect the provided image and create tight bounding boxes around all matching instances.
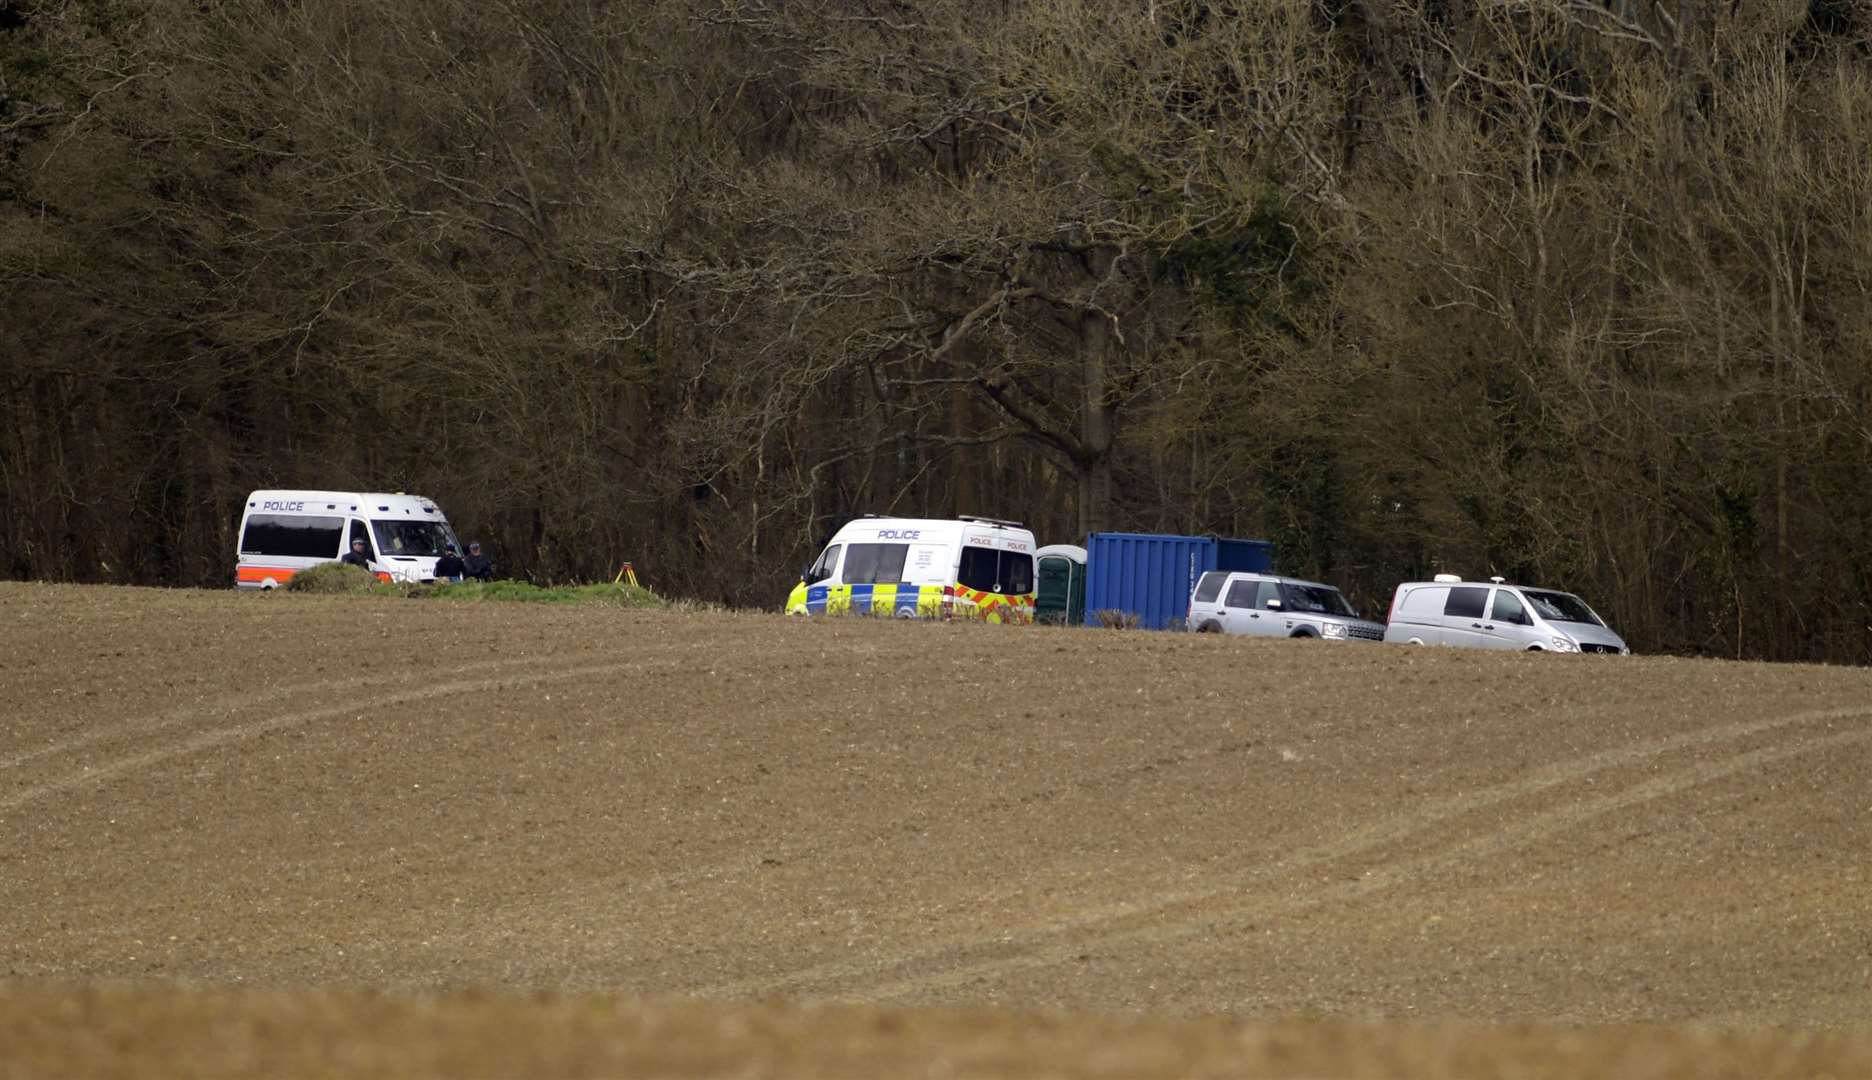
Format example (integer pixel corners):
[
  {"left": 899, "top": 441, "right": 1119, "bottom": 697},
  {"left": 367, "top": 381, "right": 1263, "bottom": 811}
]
[
  {"left": 433, "top": 543, "right": 467, "bottom": 583},
  {"left": 463, "top": 541, "right": 493, "bottom": 582},
  {"left": 340, "top": 538, "right": 374, "bottom": 571}
]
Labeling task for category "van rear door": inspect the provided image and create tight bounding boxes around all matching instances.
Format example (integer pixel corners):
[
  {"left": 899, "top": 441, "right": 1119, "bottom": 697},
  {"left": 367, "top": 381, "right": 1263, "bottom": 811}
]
[
  {"left": 957, "top": 526, "right": 1036, "bottom": 621},
  {"left": 1389, "top": 585, "right": 1450, "bottom": 643}
]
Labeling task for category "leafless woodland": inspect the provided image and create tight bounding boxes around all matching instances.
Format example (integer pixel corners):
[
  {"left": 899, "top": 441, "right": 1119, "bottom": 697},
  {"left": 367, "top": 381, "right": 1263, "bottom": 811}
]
[{"left": 5, "top": 1, "right": 1871, "bottom": 661}]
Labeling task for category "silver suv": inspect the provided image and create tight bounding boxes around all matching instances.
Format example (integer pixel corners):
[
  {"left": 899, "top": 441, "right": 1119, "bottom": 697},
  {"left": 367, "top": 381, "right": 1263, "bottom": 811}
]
[{"left": 1188, "top": 571, "right": 1386, "bottom": 642}]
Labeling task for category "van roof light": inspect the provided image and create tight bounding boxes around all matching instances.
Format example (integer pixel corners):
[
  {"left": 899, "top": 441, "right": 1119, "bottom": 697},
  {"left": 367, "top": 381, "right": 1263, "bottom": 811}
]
[
  {"left": 1433, "top": 573, "right": 1462, "bottom": 583},
  {"left": 959, "top": 514, "right": 1024, "bottom": 528},
  {"left": 1489, "top": 576, "right": 1505, "bottom": 584}
]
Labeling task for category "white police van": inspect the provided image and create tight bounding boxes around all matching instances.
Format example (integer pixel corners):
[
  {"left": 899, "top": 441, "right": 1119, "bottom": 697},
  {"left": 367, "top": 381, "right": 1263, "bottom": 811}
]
[
  {"left": 785, "top": 515, "right": 1037, "bottom": 622},
  {"left": 235, "top": 489, "right": 460, "bottom": 589}
]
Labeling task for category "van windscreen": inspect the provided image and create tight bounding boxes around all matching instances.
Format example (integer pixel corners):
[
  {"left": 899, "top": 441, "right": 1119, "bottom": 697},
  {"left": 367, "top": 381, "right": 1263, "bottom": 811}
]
[
  {"left": 373, "top": 520, "right": 454, "bottom": 557},
  {"left": 241, "top": 514, "right": 344, "bottom": 558},
  {"left": 1522, "top": 589, "right": 1603, "bottom": 625}
]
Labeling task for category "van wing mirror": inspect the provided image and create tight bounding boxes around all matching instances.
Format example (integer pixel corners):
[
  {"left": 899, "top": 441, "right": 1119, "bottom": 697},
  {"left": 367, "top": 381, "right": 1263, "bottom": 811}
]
[{"left": 1265, "top": 598, "right": 1282, "bottom": 610}]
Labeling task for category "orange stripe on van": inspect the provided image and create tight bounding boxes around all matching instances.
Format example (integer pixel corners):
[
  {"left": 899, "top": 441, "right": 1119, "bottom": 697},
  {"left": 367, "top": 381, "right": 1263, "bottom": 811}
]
[{"left": 239, "top": 565, "right": 393, "bottom": 584}]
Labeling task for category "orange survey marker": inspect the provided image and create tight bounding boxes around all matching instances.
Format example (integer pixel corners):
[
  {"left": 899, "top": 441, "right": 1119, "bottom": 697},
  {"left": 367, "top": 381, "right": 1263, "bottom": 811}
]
[{"left": 613, "top": 561, "right": 642, "bottom": 588}]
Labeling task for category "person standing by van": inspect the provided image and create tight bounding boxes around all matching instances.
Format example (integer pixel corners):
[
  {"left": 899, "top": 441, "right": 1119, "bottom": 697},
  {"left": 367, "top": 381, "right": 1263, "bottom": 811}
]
[
  {"left": 340, "top": 538, "right": 374, "bottom": 571},
  {"left": 433, "top": 543, "right": 467, "bottom": 582},
  {"left": 463, "top": 541, "right": 493, "bottom": 581}
]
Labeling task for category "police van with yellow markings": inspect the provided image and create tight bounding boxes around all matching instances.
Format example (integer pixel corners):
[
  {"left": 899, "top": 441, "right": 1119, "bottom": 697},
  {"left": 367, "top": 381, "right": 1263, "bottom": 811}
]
[{"left": 786, "top": 516, "right": 1037, "bottom": 623}]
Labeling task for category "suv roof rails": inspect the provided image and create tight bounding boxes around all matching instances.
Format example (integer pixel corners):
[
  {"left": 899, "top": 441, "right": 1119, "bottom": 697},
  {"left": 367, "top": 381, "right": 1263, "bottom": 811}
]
[{"left": 959, "top": 514, "right": 1024, "bottom": 528}]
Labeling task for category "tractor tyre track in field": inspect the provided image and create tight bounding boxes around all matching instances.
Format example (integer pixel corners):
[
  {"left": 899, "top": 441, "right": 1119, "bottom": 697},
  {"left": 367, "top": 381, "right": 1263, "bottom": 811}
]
[
  {"left": 0, "top": 656, "right": 686, "bottom": 817},
  {"left": 0, "top": 656, "right": 557, "bottom": 773},
  {"left": 853, "top": 713, "right": 1872, "bottom": 1004},
  {"left": 705, "top": 705, "right": 1872, "bottom": 1001}
]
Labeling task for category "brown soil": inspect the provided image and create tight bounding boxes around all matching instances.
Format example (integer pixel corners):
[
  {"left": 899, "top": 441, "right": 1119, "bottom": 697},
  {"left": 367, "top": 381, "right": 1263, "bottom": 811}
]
[{"left": 3, "top": 581, "right": 1870, "bottom": 1077}]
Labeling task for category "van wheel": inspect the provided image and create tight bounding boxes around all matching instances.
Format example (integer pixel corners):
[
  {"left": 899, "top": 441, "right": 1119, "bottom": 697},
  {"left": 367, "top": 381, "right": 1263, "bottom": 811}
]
[
  {"left": 1290, "top": 629, "right": 1314, "bottom": 639},
  {"left": 1196, "top": 621, "right": 1222, "bottom": 634},
  {"left": 1525, "top": 644, "right": 1545, "bottom": 651},
  {"left": 1406, "top": 636, "right": 1425, "bottom": 645}
]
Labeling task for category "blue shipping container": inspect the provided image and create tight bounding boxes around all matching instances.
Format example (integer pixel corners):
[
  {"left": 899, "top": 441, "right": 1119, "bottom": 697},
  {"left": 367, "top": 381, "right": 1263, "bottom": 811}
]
[
  {"left": 1084, "top": 533, "right": 1217, "bottom": 630},
  {"left": 1215, "top": 538, "right": 1275, "bottom": 574}
]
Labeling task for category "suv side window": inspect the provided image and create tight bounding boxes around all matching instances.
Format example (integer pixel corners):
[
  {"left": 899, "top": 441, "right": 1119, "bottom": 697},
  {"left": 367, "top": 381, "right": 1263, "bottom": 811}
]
[
  {"left": 1490, "top": 589, "right": 1530, "bottom": 625},
  {"left": 1253, "top": 580, "right": 1283, "bottom": 610},
  {"left": 1444, "top": 587, "right": 1488, "bottom": 619},
  {"left": 1193, "top": 572, "right": 1227, "bottom": 604},
  {"left": 1223, "top": 579, "right": 1257, "bottom": 609}
]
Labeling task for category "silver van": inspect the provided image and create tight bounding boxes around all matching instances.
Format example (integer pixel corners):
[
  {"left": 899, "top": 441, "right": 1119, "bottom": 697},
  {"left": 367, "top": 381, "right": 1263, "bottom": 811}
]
[
  {"left": 1188, "top": 571, "right": 1386, "bottom": 641},
  {"left": 1382, "top": 575, "right": 1629, "bottom": 654}
]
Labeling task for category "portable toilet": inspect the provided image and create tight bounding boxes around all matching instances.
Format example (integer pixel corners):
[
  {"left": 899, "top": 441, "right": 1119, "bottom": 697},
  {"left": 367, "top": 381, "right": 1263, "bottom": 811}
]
[{"left": 1034, "top": 544, "right": 1087, "bottom": 626}]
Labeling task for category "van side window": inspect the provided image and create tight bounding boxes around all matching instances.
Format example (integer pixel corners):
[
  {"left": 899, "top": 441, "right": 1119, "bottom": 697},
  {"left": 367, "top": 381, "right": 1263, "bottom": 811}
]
[
  {"left": 843, "top": 543, "right": 909, "bottom": 584},
  {"left": 1253, "top": 580, "right": 1282, "bottom": 610},
  {"left": 1223, "top": 580, "right": 1257, "bottom": 609},
  {"left": 1193, "top": 572, "right": 1226, "bottom": 604},
  {"left": 808, "top": 545, "right": 841, "bottom": 584},
  {"left": 1444, "top": 587, "right": 1488, "bottom": 619},
  {"left": 1490, "top": 589, "right": 1530, "bottom": 625},
  {"left": 349, "top": 519, "right": 374, "bottom": 556},
  {"left": 240, "top": 514, "right": 345, "bottom": 558}
]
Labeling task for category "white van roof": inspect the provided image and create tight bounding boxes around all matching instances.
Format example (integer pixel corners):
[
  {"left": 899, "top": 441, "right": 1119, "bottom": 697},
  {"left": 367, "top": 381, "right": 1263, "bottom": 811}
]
[
  {"left": 831, "top": 515, "right": 1033, "bottom": 535},
  {"left": 245, "top": 490, "right": 447, "bottom": 517}
]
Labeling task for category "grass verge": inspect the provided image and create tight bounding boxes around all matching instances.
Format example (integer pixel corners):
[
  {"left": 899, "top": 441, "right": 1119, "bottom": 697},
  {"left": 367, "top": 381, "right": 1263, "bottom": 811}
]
[
  {"left": 408, "top": 580, "right": 666, "bottom": 607},
  {"left": 283, "top": 562, "right": 378, "bottom": 594},
  {"left": 279, "top": 564, "right": 666, "bottom": 607}
]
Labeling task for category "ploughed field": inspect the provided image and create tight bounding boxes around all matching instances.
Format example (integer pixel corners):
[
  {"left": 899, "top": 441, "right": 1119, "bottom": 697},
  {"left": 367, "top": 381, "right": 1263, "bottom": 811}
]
[{"left": 3, "top": 581, "right": 1870, "bottom": 1078}]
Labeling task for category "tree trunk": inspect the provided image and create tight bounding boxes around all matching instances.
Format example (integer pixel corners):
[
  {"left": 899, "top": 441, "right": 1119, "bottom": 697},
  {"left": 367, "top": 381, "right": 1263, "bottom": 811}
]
[{"left": 1077, "top": 310, "right": 1116, "bottom": 536}]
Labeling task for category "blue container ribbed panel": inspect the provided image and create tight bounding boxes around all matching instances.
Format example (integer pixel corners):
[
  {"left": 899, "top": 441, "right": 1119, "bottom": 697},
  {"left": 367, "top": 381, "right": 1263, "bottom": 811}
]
[{"left": 1083, "top": 533, "right": 1217, "bottom": 630}]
